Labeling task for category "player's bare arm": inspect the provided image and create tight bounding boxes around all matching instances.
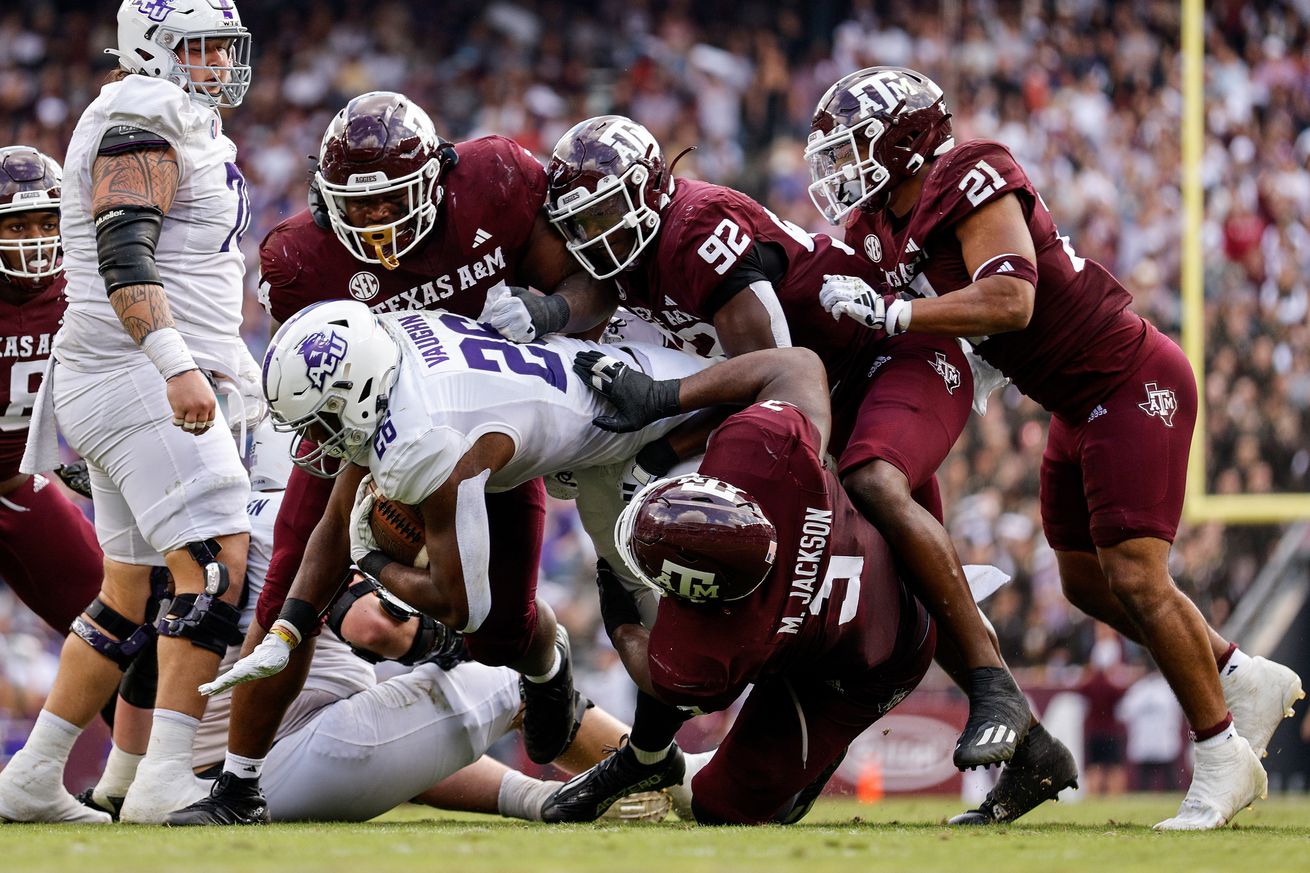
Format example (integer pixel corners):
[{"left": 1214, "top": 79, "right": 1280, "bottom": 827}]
[
  {"left": 370, "top": 432, "right": 516, "bottom": 631},
  {"left": 92, "top": 145, "right": 217, "bottom": 434},
  {"left": 522, "top": 211, "right": 620, "bottom": 334},
  {"left": 909, "top": 192, "right": 1037, "bottom": 335},
  {"left": 712, "top": 285, "right": 783, "bottom": 357}
]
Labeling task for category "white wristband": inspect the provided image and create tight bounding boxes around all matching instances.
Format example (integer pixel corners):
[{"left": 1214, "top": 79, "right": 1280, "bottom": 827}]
[
  {"left": 140, "top": 327, "right": 198, "bottom": 380},
  {"left": 886, "top": 299, "right": 912, "bottom": 336}
]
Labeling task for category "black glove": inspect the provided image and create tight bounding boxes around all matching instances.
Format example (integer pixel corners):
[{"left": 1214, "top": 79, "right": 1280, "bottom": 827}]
[
  {"left": 572, "top": 350, "right": 681, "bottom": 433},
  {"left": 597, "top": 559, "right": 643, "bottom": 638},
  {"left": 54, "top": 461, "right": 92, "bottom": 499}
]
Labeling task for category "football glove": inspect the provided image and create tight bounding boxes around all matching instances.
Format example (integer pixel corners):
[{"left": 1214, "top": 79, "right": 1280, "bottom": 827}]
[
  {"left": 480, "top": 285, "right": 570, "bottom": 343},
  {"left": 198, "top": 631, "right": 291, "bottom": 696},
  {"left": 348, "top": 474, "right": 380, "bottom": 565},
  {"left": 54, "top": 461, "right": 92, "bottom": 499},
  {"left": 819, "top": 275, "right": 911, "bottom": 336},
  {"left": 572, "top": 350, "right": 681, "bottom": 433},
  {"left": 619, "top": 438, "right": 679, "bottom": 504}
]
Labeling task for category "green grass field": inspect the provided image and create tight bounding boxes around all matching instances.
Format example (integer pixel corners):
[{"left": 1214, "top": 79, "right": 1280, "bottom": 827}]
[{"left": 3, "top": 794, "right": 1308, "bottom": 873}]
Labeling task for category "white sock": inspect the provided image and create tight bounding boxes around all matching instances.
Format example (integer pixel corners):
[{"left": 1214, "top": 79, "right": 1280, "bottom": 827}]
[
  {"left": 146, "top": 710, "right": 199, "bottom": 760},
  {"left": 524, "top": 649, "right": 561, "bottom": 684},
  {"left": 497, "top": 770, "right": 561, "bottom": 821},
  {"left": 630, "top": 742, "right": 671, "bottom": 765},
  {"left": 223, "top": 752, "right": 265, "bottom": 780},
  {"left": 26, "top": 709, "right": 82, "bottom": 763},
  {"left": 94, "top": 744, "right": 144, "bottom": 800},
  {"left": 1223, "top": 647, "right": 1252, "bottom": 676},
  {"left": 1196, "top": 723, "right": 1238, "bottom": 750}
]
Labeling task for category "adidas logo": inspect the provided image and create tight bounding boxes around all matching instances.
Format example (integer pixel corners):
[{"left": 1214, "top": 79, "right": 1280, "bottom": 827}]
[
  {"left": 995, "top": 261, "right": 1014, "bottom": 273},
  {"left": 472, "top": 228, "right": 492, "bottom": 248},
  {"left": 973, "top": 724, "right": 1018, "bottom": 747},
  {"left": 1087, "top": 404, "right": 1107, "bottom": 423}
]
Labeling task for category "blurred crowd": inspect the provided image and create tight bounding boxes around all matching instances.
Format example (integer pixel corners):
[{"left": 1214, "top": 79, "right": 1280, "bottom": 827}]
[{"left": 1, "top": 0, "right": 1306, "bottom": 721}]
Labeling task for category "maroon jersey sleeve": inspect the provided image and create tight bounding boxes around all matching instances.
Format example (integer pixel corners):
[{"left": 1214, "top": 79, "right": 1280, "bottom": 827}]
[
  {"left": 917, "top": 140, "right": 1034, "bottom": 234},
  {"left": 658, "top": 183, "right": 767, "bottom": 317},
  {"left": 443, "top": 136, "right": 547, "bottom": 272},
  {"left": 258, "top": 211, "right": 332, "bottom": 324}
]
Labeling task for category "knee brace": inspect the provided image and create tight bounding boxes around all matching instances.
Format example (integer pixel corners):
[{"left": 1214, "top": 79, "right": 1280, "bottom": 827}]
[
  {"left": 326, "top": 576, "right": 465, "bottom": 667},
  {"left": 157, "top": 592, "right": 243, "bottom": 656},
  {"left": 119, "top": 634, "right": 159, "bottom": 709},
  {"left": 70, "top": 597, "right": 155, "bottom": 671}
]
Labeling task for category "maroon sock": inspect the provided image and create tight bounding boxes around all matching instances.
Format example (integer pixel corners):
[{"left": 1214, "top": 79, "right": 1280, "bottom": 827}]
[
  {"left": 1216, "top": 642, "right": 1239, "bottom": 670},
  {"left": 1191, "top": 712, "right": 1234, "bottom": 742}
]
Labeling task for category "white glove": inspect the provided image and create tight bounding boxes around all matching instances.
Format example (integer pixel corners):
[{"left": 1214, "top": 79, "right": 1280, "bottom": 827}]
[
  {"left": 349, "top": 473, "right": 380, "bottom": 565},
  {"left": 480, "top": 284, "right": 536, "bottom": 342},
  {"left": 819, "top": 275, "right": 911, "bottom": 336},
  {"left": 198, "top": 632, "right": 291, "bottom": 696}
]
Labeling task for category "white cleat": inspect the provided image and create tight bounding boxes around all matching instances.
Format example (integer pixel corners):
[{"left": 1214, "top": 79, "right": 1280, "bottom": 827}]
[
  {"left": 118, "top": 755, "right": 208, "bottom": 824},
  {"left": 1221, "top": 656, "right": 1304, "bottom": 758},
  {"left": 1154, "top": 734, "right": 1267, "bottom": 831},
  {"left": 665, "top": 749, "right": 714, "bottom": 822},
  {"left": 0, "top": 750, "right": 112, "bottom": 824}
]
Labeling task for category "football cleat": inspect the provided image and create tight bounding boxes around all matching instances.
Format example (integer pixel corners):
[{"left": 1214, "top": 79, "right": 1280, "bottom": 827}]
[
  {"left": 1221, "top": 655, "right": 1304, "bottom": 759},
  {"left": 949, "top": 723, "right": 1078, "bottom": 825},
  {"left": 75, "top": 787, "right": 123, "bottom": 822},
  {"left": 776, "top": 749, "right": 847, "bottom": 825},
  {"left": 1154, "top": 733, "right": 1266, "bottom": 831},
  {"left": 165, "top": 772, "right": 270, "bottom": 826},
  {"left": 665, "top": 749, "right": 714, "bottom": 822},
  {"left": 954, "top": 667, "right": 1031, "bottom": 770},
  {"left": 520, "top": 624, "right": 586, "bottom": 765},
  {"left": 0, "top": 751, "right": 112, "bottom": 824},
  {"left": 542, "top": 740, "right": 686, "bottom": 823}
]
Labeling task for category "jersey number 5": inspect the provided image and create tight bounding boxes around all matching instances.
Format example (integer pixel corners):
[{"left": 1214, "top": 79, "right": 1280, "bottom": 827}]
[{"left": 959, "top": 159, "right": 1006, "bottom": 207}]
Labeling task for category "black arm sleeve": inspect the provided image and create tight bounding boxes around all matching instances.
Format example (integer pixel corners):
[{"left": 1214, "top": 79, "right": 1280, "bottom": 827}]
[
  {"left": 703, "top": 241, "right": 789, "bottom": 317},
  {"left": 94, "top": 204, "right": 164, "bottom": 296}
]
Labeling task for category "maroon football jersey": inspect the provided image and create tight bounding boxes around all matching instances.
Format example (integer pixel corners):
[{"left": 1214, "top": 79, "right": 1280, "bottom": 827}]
[
  {"left": 647, "top": 402, "right": 914, "bottom": 712},
  {"left": 846, "top": 139, "right": 1150, "bottom": 418},
  {"left": 259, "top": 135, "right": 547, "bottom": 324},
  {"left": 0, "top": 277, "right": 65, "bottom": 477},
  {"left": 615, "top": 178, "right": 880, "bottom": 386}
]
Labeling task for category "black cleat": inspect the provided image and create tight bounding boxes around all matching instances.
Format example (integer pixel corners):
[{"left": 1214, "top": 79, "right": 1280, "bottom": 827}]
[
  {"left": 75, "top": 788, "right": 122, "bottom": 821},
  {"left": 165, "top": 772, "right": 270, "bottom": 826},
  {"left": 521, "top": 625, "right": 584, "bottom": 765},
  {"left": 949, "top": 723, "right": 1078, "bottom": 825},
  {"left": 542, "top": 739, "right": 686, "bottom": 823},
  {"left": 776, "top": 748, "right": 847, "bottom": 825},
  {"left": 954, "top": 667, "right": 1031, "bottom": 771}
]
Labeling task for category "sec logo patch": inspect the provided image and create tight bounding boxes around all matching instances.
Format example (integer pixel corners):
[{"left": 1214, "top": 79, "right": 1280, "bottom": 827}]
[
  {"left": 348, "top": 271, "right": 380, "bottom": 301},
  {"left": 864, "top": 234, "right": 882, "bottom": 262}
]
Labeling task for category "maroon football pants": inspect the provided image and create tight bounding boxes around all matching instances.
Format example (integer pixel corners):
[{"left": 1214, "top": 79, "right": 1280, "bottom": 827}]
[
  {"left": 0, "top": 474, "right": 102, "bottom": 633},
  {"left": 691, "top": 601, "right": 936, "bottom": 824}
]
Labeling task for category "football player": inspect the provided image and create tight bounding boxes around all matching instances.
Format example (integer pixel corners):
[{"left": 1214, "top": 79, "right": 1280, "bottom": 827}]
[
  {"left": 483, "top": 115, "right": 1030, "bottom": 773},
  {"left": 185, "top": 90, "right": 613, "bottom": 825},
  {"left": 161, "top": 422, "right": 668, "bottom": 825},
  {"left": 809, "top": 66, "right": 1303, "bottom": 829},
  {"left": 560, "top": 344, "right": 935, "bottom": 824},
  {"left": 189, "top": 303, "right": 711, "bottom": 813},
  {"left": 0, "top": 1, "right": 261, "bottom": 824},
  {"left": 0, "top": 146, "right": 103, "bottom": 638}
]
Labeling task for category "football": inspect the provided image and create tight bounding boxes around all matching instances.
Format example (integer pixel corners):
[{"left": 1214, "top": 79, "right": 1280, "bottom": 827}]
[{"left": 368, "top": 480, "right": 429, "bottom": 568}]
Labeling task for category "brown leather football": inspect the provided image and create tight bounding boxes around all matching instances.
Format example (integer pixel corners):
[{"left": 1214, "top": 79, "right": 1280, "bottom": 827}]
[{"left": 368, "top": 480, "right": 428, "bottom": 568}]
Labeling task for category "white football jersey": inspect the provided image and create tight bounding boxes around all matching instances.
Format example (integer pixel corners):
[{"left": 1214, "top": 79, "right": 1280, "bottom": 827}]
[
  {"left": 55, "top": 75, "right": 249, "bottom": 380},
  {"left": 369, "top": 310, "right": 709, "bottom": 505}
]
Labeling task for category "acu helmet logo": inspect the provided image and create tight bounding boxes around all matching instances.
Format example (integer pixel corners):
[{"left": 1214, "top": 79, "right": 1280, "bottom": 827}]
[
  {"left": 298, "top": 330, "right": 350, "bottom": 390},
  {"left": 132, "top": 0, "right": 177, "bottom": 22}
]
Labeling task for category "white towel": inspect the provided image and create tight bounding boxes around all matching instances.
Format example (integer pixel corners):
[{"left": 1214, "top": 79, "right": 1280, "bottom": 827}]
[
  {"left": 964, "top": 564, "right": 1011, "bottom": 604},
  {"left": 961, "top": 340, "right": 1010, "bottom": 417},
  {"left": 19, "top": 355, "right": 61, "bottom": 475}
]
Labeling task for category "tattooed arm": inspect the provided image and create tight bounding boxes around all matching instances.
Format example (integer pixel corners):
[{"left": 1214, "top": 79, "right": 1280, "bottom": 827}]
[{"left": 92, "top": 145, "right": 217, "bottom": 434}]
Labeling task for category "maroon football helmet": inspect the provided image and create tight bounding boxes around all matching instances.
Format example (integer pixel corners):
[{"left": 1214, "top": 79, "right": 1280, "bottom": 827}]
[
  {"left": 545, "top": 115, "right": 674, "bottom": 280},
  {"left": 806, "top": 66, "right": 953, "bottom": 225},
  {"left": 316, "top": 91, "right": 451, "bottom": 269},
  {"left": 616, "top": 475, "right": 778, "bottom": 604},
  {"left": 0, "top": 145, "right": 62, "bottom": 292}
]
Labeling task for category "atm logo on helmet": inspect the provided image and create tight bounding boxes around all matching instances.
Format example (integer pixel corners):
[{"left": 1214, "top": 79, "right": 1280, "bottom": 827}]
[{"left": 658, "top": 561, "right": 719, "bottom": 602}]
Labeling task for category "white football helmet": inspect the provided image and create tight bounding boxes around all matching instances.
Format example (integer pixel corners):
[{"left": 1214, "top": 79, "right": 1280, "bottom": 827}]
[
  {"left": 262, "top": 300, "right": 400, "bottom": 478},
  {"left": 108, "top": 0, "right": 253, "bottom": 109}
]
